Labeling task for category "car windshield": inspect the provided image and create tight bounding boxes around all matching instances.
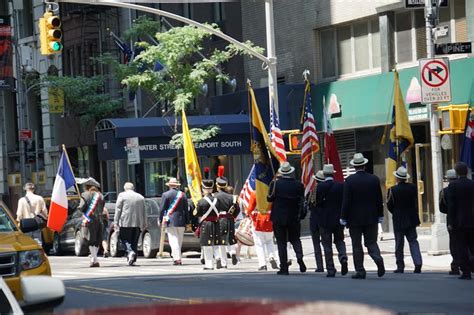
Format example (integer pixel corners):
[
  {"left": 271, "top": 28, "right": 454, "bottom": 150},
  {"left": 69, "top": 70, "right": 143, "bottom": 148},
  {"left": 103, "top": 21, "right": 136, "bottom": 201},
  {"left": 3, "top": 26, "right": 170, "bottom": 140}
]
[{"left": 0, "top": 207, "right": 17, "bottom": 232}]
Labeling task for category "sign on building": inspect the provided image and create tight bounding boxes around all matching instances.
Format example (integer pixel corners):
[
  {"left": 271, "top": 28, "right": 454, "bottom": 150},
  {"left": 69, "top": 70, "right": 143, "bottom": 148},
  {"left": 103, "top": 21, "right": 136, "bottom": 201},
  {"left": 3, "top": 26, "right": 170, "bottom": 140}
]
[
  {"left": 419, "top": 58, "right": 451, "bottom": 104},
  {"left": 405, "top": 0, "right": 448, "bottom": 8},
  {"left": 435, "top": 42, "right": 472, "bottom": 55},
  {"left": 126, "top": 137, "right": 140, "bottom": 165},
  {"left": 19, "top": 129, "right": 32, "bottom": 141},
  {"left": 48, "top": 88, "right": 64, "bottom": 113}
]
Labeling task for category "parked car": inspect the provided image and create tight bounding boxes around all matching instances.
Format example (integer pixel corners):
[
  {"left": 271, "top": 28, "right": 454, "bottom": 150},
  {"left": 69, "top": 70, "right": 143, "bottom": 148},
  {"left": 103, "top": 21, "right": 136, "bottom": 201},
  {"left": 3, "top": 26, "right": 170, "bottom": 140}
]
[
  {"left": 0, "top": 201, "right": 54, "bottom": 303},
  {"left": 108, "top": 197, "right": 201, "bottom": 258}
]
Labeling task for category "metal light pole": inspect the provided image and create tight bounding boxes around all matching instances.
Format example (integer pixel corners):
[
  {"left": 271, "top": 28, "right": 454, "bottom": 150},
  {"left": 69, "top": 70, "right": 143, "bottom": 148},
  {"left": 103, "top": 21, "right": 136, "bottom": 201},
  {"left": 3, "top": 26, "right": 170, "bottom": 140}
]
[
  {"left": 425, "top": 0, "right": 448, "bottom": 254},
  {"left": 265, "top": 0, "right": 279, "bottom": 113}
]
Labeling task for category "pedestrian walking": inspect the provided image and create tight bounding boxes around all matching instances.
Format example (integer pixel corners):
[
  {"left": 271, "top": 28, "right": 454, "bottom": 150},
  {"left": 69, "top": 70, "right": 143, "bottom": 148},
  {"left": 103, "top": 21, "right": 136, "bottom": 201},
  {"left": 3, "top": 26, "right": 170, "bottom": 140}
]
[
  {"left": 79, "top": 178, "right": 104, "bottom": 268},
  {"left": 387, "top": 166, "right": 422, "bottom": 274},
  {"left": 307, "top": 170, "right": 326, "bottom": 273},
  {"left": 439, "top": 169, "right": 460, "bottom": 275},
  {"left": 267, "top": 162, "right": 306, "bottom": 275},
  {"left": 447, "top": 162, "right": 474, "bottom": 280},
  {"left": 315, "top": 165, "right": 348, "bottom": 278},
  {"left": 214, "top": 175, "right": 240, "bottom": 268},
  {"left": 224, "top": 185, "right": 240, "bottom": 265},
  {"left": 194, "top": 179, "right": 220, "bottom": 270},
  {"left": 114, "top": 182, "right": 146, "bottom": 265},
  {"left": 340, "top": 153, "right": 385, "bottom": 279},
  {"left": 16, "top": 182, "right": 48, "bottom": 244},
  {"left": 159, "top": 178, "right": 189, "bottom": 266}
]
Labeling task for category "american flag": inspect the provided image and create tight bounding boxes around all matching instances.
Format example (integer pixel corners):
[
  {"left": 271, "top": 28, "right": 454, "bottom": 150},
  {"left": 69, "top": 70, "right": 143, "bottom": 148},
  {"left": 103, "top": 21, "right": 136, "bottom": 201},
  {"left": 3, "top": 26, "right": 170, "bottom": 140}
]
[
  {"left": 301, "top": 82, "right": 320, "bottom": 196},
  {"left": 270, "top": 100, "right": 287, "bottom": 162},
  {"left": 238, "top": 166, "right": 256, "bottom": 212}
]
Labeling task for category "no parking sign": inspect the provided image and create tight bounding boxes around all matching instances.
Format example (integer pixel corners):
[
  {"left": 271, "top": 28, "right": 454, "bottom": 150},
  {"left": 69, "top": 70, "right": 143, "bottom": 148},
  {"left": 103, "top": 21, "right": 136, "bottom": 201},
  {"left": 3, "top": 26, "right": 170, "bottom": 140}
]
[{"left": 419, "top": 58, "right": 451, "bottom": 104}]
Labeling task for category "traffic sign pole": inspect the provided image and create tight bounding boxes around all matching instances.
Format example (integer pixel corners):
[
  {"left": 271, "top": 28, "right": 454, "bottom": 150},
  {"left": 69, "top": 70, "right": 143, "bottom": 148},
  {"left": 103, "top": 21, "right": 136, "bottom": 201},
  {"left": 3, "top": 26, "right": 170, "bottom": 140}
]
[{"left": 425, "top": 0, "right": 449, "bottom": 255}]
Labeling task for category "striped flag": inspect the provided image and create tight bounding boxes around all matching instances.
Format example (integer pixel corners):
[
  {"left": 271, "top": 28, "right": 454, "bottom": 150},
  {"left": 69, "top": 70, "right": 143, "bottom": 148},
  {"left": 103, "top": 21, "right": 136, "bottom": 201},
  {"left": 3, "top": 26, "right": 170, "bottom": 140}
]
[
  {"left": 238, "top": 166, "right": 256, "bottom": 213},
  {"left": 323, "top": 96, "right": 344, "bottom": 183},
  {"left": 270, "top": 99, "right": 287, "bottom": 162},
  {"left": 301, "top": 81, "right": 320, "bottom": 196}
]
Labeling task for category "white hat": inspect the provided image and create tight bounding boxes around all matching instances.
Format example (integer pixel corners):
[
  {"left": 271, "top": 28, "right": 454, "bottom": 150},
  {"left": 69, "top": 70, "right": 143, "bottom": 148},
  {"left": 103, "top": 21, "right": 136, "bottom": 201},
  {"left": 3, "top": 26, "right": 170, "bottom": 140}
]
[
  {"left": 278, "top": 162, "right": 295, "bottom": 175},
  {"left": 165, "top": 177, "right": 181, "bottom": 187},
  {"left": 445, "top": 169, "right": 457, "bottom": 180},
  {"left": 82, "top": 177, "right": 100, "bottom": 188},
  {"left": 350, "top": 153, "right": 369, "bottom": 167},
  {"left": 394, "top": 166, "right": 410, "bottom": 180},
  {"left": 313, "top": 170, "right": 325, "bottom": 182},
  {"left": 323, "top": 164, "right": 335, "bottom": 175}
]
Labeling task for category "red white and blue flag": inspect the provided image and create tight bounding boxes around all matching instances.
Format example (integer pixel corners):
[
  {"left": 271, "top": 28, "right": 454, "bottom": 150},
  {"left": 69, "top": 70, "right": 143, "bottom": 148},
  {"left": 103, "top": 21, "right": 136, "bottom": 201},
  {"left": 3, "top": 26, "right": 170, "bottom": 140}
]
[
  {"left": 47, "top": 150, "right": 76, "bottom": 232},
  {"left": 239, "top": 166, "right": 256, "bottom": 213},
  {"left": 460, "top": 110, "right": 474, "bottom": 170},
  {"left": 270, "top": 99, "right": 287, "bottom": 162},
  {"left": 323, "top": 96, "right": 344, "bottom": 183},
  {"left": 301, "top": 81, "right": 320, "bottom": 196}
]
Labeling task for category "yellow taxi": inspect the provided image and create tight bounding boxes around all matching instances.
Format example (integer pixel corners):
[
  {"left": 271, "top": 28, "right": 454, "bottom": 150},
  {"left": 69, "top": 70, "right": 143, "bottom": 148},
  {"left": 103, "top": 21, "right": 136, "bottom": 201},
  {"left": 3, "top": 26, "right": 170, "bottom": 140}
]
[{"left": 0, "top": 200, "right": 52, "bottom": 301}]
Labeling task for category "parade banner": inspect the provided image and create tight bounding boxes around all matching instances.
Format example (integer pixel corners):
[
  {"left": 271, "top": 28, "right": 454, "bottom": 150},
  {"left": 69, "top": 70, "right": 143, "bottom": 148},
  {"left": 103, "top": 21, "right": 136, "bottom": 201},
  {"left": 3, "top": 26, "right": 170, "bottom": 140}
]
[
  {"left": 182, "top": 109, "right": 202, "bottom": 206},
  {"left": 0, "top": 16, "right": 12, "bottom": 90}
]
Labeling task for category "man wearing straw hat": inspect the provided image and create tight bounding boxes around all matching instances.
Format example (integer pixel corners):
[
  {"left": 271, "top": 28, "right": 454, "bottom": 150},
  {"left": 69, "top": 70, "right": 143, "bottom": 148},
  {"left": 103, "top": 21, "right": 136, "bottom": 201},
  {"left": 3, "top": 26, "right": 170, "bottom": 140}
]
[
  {"left": 268, "top": 161, "right": 306, "bottom": 275},
  {"left": 315, "top": 164, "right": 348, "bottom": 278},
  {"left": 341, "top": 153, "right": 385, "bottom": 279},
  {"left": 387, "top": 166, "right": 422, "bottom": 274},
  {"left": 307, "top": 170, "right": 325, "bottom": 273},
  {"left": 159, "top": 177, "right": 189, "bottom": 266}
]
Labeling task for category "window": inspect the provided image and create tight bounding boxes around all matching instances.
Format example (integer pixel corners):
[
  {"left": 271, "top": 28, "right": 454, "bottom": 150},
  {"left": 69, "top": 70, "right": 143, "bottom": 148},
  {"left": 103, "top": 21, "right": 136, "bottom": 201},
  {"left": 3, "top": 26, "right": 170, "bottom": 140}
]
[
  {"left": 354, "top": 21, "right": 369, "bottom": 71},
  {"left": 16, "top": 0, "right": 33, "bottom": 38},
  {"left": 371, "top": 19, "right": 381, "bottom": 68},
  {"left": 337, "top": 26, "right": 352, "bottom": 75},
  {"left": 183, "top": 4, "right": 193, "bottom": 19},
  {"left": 213, "top": 3, "right": 225, "bottom": 23},
  {"left": 320, "top": 29, "right": 336, "bottom": 78},
  {"left": 395, "top": 11, "right": 413, "bottom": 64}
]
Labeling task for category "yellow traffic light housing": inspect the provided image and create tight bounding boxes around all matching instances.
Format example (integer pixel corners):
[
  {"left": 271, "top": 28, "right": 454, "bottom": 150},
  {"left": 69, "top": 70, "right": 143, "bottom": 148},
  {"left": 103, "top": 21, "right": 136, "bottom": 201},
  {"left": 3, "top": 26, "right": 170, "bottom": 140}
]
[
  {"left": 438, "top": 104, "right": 471, "bottom": 134},
  {"left": 39, "top": 12, "right": 62, "bottom": 55}
]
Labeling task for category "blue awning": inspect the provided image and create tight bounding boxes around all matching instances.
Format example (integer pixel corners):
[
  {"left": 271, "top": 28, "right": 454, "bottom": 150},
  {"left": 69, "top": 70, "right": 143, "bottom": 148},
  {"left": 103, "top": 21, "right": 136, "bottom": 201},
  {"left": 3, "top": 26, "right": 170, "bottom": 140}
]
[{"left": 95, "top": 114, "right": 251, "bottom": 161}]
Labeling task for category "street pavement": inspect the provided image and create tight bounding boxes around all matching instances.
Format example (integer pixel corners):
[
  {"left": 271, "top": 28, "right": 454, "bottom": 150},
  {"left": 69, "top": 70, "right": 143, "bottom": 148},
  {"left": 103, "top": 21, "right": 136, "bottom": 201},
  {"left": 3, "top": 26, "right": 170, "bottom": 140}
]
[{"left": 51, "top": 234, "right": 474, "bottom": 314}]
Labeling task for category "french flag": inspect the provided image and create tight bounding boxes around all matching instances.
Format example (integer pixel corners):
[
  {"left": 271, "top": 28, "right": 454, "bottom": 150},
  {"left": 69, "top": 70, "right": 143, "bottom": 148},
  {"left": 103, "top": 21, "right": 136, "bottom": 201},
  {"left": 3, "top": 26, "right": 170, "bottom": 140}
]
[{"left": 47, "top": 151, "right": 76, "bottom": 232}]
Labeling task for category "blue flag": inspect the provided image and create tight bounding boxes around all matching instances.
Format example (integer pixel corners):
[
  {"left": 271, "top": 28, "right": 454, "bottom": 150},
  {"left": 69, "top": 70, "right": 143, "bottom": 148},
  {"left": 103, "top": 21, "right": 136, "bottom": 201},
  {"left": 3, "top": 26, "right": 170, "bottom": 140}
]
[{"left": 460, "top": 110, "right": 474, "bottom": 170}]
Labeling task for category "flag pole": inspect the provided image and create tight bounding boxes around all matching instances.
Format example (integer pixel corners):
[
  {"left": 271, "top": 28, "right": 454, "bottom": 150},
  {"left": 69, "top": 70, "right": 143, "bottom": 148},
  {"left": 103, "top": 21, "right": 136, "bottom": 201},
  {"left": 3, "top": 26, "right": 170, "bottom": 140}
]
[{"left": 61, "top": 144, "right": 81, "bottom": 196}]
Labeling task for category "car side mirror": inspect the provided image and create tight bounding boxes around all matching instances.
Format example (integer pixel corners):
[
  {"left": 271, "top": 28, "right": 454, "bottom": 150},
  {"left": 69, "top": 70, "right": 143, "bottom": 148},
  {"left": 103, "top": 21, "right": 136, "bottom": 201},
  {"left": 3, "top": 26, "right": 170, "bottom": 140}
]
[{"left": 20, "top": 276, "right": 65, "bottom": 312}]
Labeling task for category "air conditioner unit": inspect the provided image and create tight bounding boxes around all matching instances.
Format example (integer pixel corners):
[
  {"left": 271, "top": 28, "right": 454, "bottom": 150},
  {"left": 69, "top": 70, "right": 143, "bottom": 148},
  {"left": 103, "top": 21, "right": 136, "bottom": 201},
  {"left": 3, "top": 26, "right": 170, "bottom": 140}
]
[
  {"left": 32, "top": 171, "right": 46, "bottom": 185},
  {"left": 7, "top": 174, "right": 21, "bottom": 187}
]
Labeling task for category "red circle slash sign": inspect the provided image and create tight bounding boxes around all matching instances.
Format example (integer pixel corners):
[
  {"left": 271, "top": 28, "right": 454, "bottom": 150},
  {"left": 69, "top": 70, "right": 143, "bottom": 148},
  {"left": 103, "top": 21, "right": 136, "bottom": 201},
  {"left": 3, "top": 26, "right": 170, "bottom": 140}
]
[{"left": 422, "top": 60, "right": 448, "bottom": 88}]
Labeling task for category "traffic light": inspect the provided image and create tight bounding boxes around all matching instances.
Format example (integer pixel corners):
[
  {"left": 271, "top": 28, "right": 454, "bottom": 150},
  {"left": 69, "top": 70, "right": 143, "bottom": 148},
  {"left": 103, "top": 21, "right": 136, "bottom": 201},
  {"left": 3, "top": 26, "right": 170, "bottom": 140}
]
[
  {"left": 438, "top": 104, "right": 470, "bottom": 134},
  {"left": 39, "top": 11, "right": 62, "bottom": 55}
]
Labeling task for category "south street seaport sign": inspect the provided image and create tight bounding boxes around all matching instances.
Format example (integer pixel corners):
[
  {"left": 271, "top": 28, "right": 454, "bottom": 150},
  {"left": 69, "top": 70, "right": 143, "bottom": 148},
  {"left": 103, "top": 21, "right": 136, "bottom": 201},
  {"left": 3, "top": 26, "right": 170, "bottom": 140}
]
[{"left": 419, "top": 58, "right": 451, "bottom": 104}]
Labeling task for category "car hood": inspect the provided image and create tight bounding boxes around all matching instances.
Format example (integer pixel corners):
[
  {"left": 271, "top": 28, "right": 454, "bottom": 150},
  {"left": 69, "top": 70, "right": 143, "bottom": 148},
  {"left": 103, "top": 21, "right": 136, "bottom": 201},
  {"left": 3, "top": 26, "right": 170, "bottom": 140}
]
[{"left": 0, "top": 232, "right": 42, "bottom": 253}]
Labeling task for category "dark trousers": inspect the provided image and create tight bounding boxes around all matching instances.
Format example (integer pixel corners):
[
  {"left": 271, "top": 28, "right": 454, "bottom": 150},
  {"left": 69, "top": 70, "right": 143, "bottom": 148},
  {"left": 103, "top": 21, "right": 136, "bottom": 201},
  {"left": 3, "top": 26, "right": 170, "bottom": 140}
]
[
  {"left": 320, "top": 225, "right": 347, "bottom": 273},
  {"left": 455, "top": 228, "right": 474, "bottom": 275},
  {"left": 273, "top": 222, "right": 304, "bottom": 272},
  {"left": 311, "top": 226, "right": 324, "bottom": 270},
  {"left": 120, "top": 227, "right": 141, "bottom": 255},
  {"left": 349, "top": 224, "right": 384, "bottom": 274},
  {"left": 394, "top": 227, "right": 422, "bottom": 269},
  {"left": 448, "top": 229, "right": 459, "bottom": 272}
]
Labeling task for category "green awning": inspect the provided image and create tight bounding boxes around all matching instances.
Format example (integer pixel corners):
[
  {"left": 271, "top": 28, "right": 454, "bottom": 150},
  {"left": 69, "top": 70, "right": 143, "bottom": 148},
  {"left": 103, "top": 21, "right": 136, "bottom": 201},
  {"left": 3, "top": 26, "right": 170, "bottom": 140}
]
[{"left": 314, "top": 57, "right": 474, "bottom": 130}]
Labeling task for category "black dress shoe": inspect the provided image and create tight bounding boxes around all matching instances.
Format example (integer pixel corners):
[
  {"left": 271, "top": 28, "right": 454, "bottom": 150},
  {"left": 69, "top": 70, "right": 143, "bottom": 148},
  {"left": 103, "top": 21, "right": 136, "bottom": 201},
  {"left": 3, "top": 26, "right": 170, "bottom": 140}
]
[
  {"left": 449, "top": 270, "right": 460, "bottom": 275},
  {"left": 277, "top": 270, "right": 289, "bottom": 275},
  {"left": 326, "top": 272, "right": 336, "bottom": 278},
  {"left": 203, "top": 267, "right": 214, "bottom": 270},
  {"left": 231, "top": 254, "right": 238, "bottom": 265},
  {"left": 298, "top": 259, "right": 307, "bottom": 273},
  {"left": 393, "top": 269, "right": 404, "bottom": 273},
  {"left": 258, "top": 265, "right": 268, "bottom": 271},
  {"left": 314, "top": 268, "right": 324, "bottom": 273},
  {"left": 414, "top": 265, "right": 422, "bottom": 274},
  {"left": 458, "top": 274, "right": 472, "bottom": 280},
  {"left": 341, "top": 260, "right": 348, "bottom": 276},
  {"left": 377, "top": 263, "right": 386, "bottom": 277},
  {"left": 351, "top": 273, "right": 366, "bottom": 279},
  {"left": 269, "top": 258, "right": 278, "bottom": 270},
  {"left": 200, "top": 258, "right": 205, "bottom": 265},
  {"left": 287, "top": 260, "right": 292, "bottom": 266}
]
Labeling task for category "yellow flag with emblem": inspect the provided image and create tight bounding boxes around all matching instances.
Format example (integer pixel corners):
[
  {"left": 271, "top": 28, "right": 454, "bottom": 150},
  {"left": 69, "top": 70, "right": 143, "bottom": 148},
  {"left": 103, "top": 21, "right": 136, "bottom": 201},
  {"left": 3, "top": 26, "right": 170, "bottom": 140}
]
[{"left": 182, "top": 109, "right": 202, "bottom": 206}]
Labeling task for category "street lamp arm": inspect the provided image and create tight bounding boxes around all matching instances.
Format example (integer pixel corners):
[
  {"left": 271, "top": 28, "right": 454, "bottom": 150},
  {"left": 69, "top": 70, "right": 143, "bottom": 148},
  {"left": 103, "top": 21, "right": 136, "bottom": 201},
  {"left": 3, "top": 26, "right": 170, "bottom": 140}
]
[{"left": 51, "top": 0, "right": 270, "bottom": 65}]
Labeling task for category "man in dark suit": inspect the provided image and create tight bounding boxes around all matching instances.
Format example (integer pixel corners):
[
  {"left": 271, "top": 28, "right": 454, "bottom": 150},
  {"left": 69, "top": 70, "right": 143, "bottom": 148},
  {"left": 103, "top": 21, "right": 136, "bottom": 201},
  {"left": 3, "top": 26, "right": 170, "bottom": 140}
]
[
  {"left": 447, "top": 162, "right": 474, "bottom": 280},
  {"left": 387, "top": 166, "right": 422, "bottom": 274},
  {"left": 268, "top": 162, "right": 306, "bottom": 275},
  {"left": 341, "top": 153, "right": 385, "bottom": 279},
  {"left": 307, "top": 170, "right": 325, "bottom": 273},
  {"left": 159, "top": 178, "right": 190, "bottom": 266},
  {"left": 439, "top": 169, "right": 460, "bottom": 275},
  {"left": 315, "top": 164, "right": 348, "bottom": 278}
]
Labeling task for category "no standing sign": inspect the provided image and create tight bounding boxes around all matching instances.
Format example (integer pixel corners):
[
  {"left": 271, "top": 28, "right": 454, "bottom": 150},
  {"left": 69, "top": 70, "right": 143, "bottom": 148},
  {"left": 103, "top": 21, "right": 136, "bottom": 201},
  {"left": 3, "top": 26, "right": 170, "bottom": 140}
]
[{"left": 419, "top": 58, "right": 451, "bottom": 104}]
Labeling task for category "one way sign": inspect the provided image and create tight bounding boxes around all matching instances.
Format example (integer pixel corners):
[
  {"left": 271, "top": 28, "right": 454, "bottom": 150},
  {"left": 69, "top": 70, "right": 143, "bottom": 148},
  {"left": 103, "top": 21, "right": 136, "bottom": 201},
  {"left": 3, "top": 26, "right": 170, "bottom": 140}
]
[{"left": 419, "top": 58, "right": 451, "bottom": 104}]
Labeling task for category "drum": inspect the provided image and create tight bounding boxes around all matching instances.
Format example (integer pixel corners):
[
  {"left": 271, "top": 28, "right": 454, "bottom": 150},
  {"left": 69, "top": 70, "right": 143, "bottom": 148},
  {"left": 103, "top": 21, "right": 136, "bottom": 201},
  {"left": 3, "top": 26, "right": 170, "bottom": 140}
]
[{"left": 235, "top": 217, "right": 254, "bottom": 246}]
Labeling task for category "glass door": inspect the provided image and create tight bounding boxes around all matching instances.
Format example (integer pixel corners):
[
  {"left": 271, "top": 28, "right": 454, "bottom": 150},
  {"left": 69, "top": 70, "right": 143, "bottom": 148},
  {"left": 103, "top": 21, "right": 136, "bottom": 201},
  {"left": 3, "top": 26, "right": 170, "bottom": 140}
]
[{"left": 415, "top": 143, "right": 434, "bottom": 225}]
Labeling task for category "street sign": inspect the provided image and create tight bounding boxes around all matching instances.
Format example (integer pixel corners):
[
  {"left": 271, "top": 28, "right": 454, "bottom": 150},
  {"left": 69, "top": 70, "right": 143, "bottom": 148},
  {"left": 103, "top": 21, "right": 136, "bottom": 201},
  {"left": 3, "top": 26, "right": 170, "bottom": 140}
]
[
  {"left": 48, "top": 87, "right": 64, "bottom": 113},
  {"left": 419, "top": 58, "right": 451, "bottom": 104},
  {"left": 405, "top": 0, "right": 448, "bottom": 8},
  {"left": 19, "top": 129, "right": 32, "bottom": 141},
  {"left": 126, "top": 137, "right": 140, "bottom": 165},
  {"left": 435, "top": 42, "right": 472, "bottom": 55}
]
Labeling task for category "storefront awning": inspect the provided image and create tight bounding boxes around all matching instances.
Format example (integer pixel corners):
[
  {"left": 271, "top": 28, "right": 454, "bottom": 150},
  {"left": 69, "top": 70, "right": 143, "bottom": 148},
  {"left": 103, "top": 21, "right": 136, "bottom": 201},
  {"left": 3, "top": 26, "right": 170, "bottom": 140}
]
[{"left": 95, "top": 114, "right": 251, "bottom": 161}]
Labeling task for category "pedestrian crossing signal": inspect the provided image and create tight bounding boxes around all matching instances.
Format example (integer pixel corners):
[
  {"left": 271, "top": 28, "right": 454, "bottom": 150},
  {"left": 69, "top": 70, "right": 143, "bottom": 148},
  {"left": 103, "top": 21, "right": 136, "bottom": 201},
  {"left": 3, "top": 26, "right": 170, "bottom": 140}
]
[{"left": 39, "top": 12, "right": 62, "bottom": 55}]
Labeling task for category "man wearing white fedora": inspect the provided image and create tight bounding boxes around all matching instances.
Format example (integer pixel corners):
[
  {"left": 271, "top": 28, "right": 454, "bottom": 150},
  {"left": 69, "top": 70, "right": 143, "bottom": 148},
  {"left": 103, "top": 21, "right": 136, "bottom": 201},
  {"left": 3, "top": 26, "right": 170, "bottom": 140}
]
[
  {"left": 307, "top": 170, "right": 326, "bottom": 273},
  {"left": 387, "top": 166, "right": 422, "bottom": 274},
  {"left": 341, "top": 153, "right": 385, "bottom": 279},
  {"left": 160, "top": 178, "right": 190, "bottom": 265}
]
